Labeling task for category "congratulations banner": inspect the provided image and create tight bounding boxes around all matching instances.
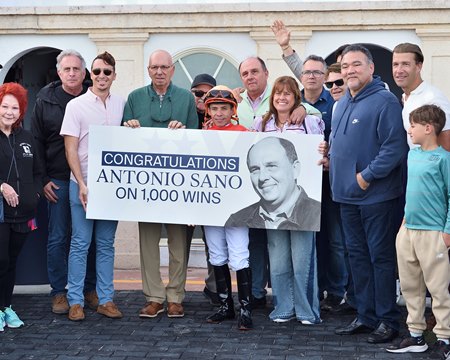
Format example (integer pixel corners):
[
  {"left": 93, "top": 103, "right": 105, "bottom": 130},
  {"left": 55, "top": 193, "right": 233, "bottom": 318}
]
[{"left": 87, "top": 126, "right": 323, "bottom": 231}]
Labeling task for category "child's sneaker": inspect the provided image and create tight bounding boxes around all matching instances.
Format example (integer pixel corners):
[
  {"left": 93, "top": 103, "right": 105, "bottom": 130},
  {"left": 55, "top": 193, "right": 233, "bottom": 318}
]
[
  {"left": 386, "top": 335, "right": 428, "bottom": 353},
  {"left": 0, "top": 310, "right": 5, "bottom": 332},
  {"left": 431, "top": 340, "right": 450, "bottom": 360},
  {"left": 4, "top": 306, "right": 24, "bottom": 328}
]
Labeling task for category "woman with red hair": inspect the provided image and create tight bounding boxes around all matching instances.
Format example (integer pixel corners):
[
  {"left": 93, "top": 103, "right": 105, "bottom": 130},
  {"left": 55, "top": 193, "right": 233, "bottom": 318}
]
[{"left": 0, "top": 83, "right": 42, "bottom": 332}]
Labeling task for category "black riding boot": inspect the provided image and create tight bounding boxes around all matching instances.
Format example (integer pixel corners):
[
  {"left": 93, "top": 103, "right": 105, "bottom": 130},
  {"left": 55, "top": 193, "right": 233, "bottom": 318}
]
[
  {"left": 207, "top": 264, "right": 235, "bottom": 323},
  {"left": 236, "top": 267, "right": 253, "bottom": 330}
]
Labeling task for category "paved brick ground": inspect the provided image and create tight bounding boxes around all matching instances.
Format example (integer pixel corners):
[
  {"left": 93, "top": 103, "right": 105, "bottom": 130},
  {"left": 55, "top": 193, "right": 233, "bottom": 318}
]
[{"left": 0, "top": 290, "right": 436, "bottom": 360}]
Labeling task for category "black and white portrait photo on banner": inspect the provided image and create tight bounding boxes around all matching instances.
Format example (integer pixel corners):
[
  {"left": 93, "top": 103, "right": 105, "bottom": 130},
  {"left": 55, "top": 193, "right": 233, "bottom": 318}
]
[{"left": 87, "top": 126, "right": 323, "bottom": 231}]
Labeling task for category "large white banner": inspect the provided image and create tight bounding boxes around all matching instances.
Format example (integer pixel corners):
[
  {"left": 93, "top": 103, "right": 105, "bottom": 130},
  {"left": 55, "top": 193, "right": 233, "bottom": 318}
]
[{"left": 87, "top": 126, "right": 323, "bottom": 231}]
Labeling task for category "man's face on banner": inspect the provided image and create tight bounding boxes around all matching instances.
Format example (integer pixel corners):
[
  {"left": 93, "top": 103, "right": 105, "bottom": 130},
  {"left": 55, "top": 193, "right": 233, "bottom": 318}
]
[{"left": 247, "top": 138, "right": 300, "bottom": 211}]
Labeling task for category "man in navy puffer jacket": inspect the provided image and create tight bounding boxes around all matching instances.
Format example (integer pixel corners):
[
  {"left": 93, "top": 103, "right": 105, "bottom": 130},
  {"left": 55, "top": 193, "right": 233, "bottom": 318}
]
[{"left": 329, "top": 44, "right": 408, "bottom": 344}]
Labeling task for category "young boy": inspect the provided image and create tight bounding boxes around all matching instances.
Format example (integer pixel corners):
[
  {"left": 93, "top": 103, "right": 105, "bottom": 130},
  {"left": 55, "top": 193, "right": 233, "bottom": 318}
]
[
  {"left": 201, "top": 86, "right": 253, "bottom": 330},
  {"left": 386, "top": 104, "right": 450, "bottom": 358}
]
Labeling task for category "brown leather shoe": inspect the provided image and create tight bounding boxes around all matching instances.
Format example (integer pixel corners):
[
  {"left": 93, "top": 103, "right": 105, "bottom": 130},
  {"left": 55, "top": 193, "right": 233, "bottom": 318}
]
[
  {"left": 167, "top": 302, "right": 184, "bottom": 318},
  {"left": 97, "top": 301, "right": 123, "bottom": 319},
  {"left": 68, "top": 304, "right": 85, "bottom": 321},
  {"left": 84, "top": 291, "right": 99, "bottom": 310},
  {"left": 139, "top": 302, "right": 164, "bottom": 318},
  {"left": 52, "top": 294, "right": 69, "bottom": 314}
]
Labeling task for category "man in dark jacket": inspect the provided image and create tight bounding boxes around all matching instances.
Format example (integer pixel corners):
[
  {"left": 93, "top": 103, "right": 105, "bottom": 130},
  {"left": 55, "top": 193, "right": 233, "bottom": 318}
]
[
  {"left": 330, "top": 45, "right": 408, "bottom": 344},
  {"left": 31, "top": 49, "right": 97, "bottom": 315}
]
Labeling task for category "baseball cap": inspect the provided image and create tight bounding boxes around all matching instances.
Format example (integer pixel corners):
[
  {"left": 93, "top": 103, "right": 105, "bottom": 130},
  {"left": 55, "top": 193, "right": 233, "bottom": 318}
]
[{"left": 191, "top": 73, "right": 216, "bottom": 89}]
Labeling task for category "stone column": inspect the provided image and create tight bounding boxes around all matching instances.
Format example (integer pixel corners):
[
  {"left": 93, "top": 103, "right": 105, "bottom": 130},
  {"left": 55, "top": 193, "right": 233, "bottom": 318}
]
[
  {"left": 416, "top": 28, "right": 450, "bottom": 99},
  {"left": 89, "top": 32, "right": 149, "bottom": 270},
  {"left": 89, "top": 32, "right": 149, "bottom": 100}
]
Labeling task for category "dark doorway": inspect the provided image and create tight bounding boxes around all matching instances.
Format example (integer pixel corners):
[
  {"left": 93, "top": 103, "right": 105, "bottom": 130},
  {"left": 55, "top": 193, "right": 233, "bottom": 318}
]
[
  {"left": 4, "top": 47, "right": 61, "bottom": 129},
  {"left": 3, "top": 47, "right": 90, "bottom": 129}
]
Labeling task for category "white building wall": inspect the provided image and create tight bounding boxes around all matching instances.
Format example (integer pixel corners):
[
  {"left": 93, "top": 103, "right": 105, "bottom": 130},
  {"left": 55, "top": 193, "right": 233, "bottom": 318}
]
[{"left": 1, "top": 1, "right": 450, "bottom": 270}]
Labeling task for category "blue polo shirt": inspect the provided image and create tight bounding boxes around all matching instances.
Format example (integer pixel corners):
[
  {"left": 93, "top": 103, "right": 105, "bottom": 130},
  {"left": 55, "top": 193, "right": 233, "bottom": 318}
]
[{"left": 302, "top": 88, "right": 334, "bottom": 141}]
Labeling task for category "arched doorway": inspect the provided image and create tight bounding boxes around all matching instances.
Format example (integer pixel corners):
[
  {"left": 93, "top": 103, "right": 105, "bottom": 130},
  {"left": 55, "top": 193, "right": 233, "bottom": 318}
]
[
  {"left": 3, "top": 47, "right": 61, "bottom": 129},
  {"left": 3, "top": 47, "right": 90, "bottom": 129},
  {"left": 325, "top": 43, "right": 402, "bottom": 100}
]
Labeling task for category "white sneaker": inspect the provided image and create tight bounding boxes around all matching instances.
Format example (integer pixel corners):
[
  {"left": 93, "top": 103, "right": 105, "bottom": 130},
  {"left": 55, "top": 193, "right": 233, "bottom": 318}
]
[
  {"left": 272, "top": 316, "right": 296, "bottom": 323},
  {"left": 299, "top": 318, "right": 322, "bottom": 325}
]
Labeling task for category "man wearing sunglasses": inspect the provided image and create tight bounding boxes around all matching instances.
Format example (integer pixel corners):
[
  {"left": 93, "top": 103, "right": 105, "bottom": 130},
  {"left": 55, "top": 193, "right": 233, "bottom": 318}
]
[
  {"left": 190, "top": 73, "right": 217, "bottom": 129},
  {"left": 123, "top": 49, "right": 197, "bottom": 320},
  {"left": 325, "top": 63, "right": 347, "bottom": 103},
  {"left": 320, "top": 62, "right": 356, "bottom": 316},
  {"left": 61, "top": 51, "right": 125, "bottom": 321},
  {"left": 31, "top": 49, "right": 99, "bottom": 316}
]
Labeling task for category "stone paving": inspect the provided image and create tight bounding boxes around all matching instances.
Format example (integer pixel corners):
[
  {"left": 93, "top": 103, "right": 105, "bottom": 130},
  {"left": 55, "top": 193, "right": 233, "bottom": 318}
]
[{"left": 0, "top": 290, "right": 436, "bottom": 360}]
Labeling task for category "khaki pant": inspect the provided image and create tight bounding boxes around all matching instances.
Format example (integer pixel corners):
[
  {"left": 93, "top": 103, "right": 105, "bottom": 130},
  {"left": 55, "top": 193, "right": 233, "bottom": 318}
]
[
  {"left": 139, "top": 222, "right": 187, "bottom": 304},
  {"left": 396, "top": 226, "right": 450, "bottom": 338}
]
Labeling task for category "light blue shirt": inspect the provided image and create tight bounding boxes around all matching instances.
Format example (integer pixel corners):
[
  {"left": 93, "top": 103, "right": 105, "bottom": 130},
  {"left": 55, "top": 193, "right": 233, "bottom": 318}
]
[{"left": 405, "top": 146, "right": 450, "bottom": 233}]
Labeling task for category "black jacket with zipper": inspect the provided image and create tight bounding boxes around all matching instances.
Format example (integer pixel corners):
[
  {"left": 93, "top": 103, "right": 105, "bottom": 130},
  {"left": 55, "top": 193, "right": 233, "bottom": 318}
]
[
  {"left": 31, "top": 80, "right": 90, "bottom": 186},
  {"left": 0, "top": 127, "right": 43, "bottom": 223}
]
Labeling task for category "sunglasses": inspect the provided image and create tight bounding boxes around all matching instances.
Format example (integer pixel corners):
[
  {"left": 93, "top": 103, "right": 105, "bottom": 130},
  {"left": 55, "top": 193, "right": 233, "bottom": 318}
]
[
  {"left": 192, "top": 90, "right": 207, "bottom": 98},
  {"left": 92, "top": 68, "right": 113, "bottom": 76},
  {"left": 325, "top": 79, "right": 344, "bottom": 89}
]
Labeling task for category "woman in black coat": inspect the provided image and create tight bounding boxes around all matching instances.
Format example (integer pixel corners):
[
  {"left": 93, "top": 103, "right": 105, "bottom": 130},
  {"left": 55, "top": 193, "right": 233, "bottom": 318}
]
[{"left": 0, "top": 83, "right": 42, "bottom": 332}]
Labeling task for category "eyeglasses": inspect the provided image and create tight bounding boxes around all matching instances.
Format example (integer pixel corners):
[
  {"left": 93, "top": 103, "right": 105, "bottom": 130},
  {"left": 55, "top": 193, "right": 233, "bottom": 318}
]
[
  {"left": 192, "top": 90, "right": 207, "bottom": 98},
  {"left": 92, "top": 68, "right": 113, "bottom": 76},
  {"left": 301, "top": 70, "right": 324, "bottom": 77},
  {"left": 325, "top": 79, "right": 345, "bottom": 89},
  {"left": 148, "top": 65, "right": 173, "bottom": 72}
]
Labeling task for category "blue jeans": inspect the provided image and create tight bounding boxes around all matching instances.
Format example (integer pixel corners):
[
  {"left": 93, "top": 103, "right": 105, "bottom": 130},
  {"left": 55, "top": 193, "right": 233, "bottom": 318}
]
[
  {"left": 317, "top": 177, "right": 350, "bottom": 300},
  {"left": 340, "top": 199, "right": 400, "bottom": 330},
  {"left": 267, "top": 230, "right": 321, "bottom": 323},
  {"left": 67, "top": 181, "right": 117, "bottom": 306},
  {"left": 323, "top": 194, "right": 349, "bottom": 299},
  {"left": 249, "top": 228, "right": 269, "bottom": 299},
  {"left": 47, "top": 179, "right": 96, "bottom": 296}
]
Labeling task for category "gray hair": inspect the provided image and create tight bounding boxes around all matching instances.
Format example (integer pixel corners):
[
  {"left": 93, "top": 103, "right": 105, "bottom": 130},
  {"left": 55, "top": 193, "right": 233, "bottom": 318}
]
[
  {"left": 56, "top": 49, "right": 86, "bottom": 71},
  {"left": 303, "top": 55, "right": 327, "bottom": 71}
]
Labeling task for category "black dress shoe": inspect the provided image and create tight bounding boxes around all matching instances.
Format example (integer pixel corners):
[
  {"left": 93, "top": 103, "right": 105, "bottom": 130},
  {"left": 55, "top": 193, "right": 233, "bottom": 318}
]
[
  {"left": 251, "top": 296, "right": 267, "bottom": 310},
  {"left": 367, "top": 322, "right": 399, "bottom": 344},
  {"left": 202, "top": 287, "right": 220, "bottom": 306},
  {"left": 335, "top": 317, "right": 374, "bottom": 335}
]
